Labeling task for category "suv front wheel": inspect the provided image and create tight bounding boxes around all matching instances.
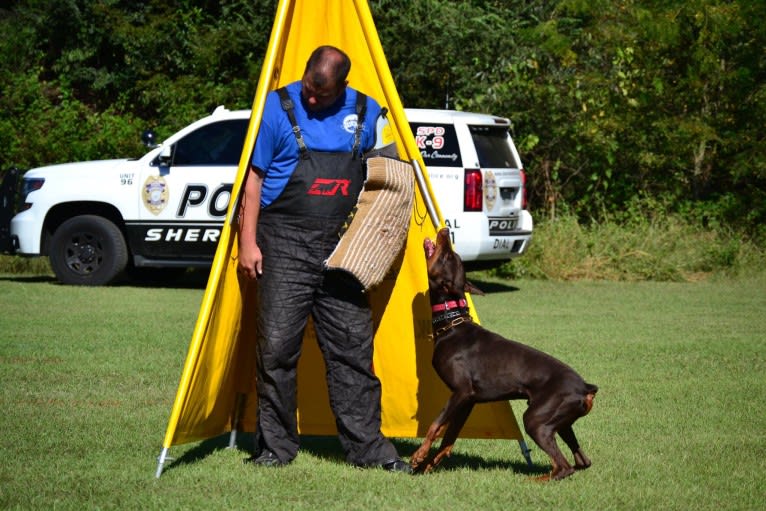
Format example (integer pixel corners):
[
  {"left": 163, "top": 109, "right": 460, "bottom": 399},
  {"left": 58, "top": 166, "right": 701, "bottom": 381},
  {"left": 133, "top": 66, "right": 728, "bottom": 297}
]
[{"left": 49, "top": 215, "right": 128, "bottom": 286}]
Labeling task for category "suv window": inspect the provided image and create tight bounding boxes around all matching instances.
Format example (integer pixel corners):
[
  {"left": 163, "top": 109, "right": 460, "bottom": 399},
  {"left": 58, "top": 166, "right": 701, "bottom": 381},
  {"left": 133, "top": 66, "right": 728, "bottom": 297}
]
[
  {"left": 173, "top": 119, "right": 249, "bottom": 166},
  {"left": 469, "top": 125, "right": 516, "bottom": 168},
  {"left": 409, "top": 122, "right": 462, "bottom": 167}
]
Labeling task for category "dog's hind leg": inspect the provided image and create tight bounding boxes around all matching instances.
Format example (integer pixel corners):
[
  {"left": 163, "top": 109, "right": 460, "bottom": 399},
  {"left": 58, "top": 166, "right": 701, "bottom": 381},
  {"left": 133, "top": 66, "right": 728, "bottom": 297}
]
[
  {"left": 557, "top": 391, "right": 596, "bottom": 470},
  {"left": 558, "top": 424, "right": 591, "bottom": 470},
  {"left": 523, "top": 407, "right": 574, "bottom": 481}
]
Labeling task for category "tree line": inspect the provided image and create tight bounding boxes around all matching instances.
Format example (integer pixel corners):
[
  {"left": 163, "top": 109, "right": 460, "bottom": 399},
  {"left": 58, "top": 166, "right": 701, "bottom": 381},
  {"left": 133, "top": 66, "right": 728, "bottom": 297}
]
[{"left": 1, "top": 0, "right": 764, "bottom": 233}]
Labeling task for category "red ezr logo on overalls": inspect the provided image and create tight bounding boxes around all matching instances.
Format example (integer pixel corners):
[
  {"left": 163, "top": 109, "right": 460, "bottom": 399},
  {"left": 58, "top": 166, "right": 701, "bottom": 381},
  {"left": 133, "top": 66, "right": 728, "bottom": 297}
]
[{"left": 307, "top": 178, "right": 351, "bottom": 196}]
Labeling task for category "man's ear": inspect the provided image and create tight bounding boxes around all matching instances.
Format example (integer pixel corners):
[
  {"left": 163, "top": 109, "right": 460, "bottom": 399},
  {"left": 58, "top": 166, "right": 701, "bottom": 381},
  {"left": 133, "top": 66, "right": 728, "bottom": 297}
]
[{"left": 464, "top": 280, "right": 485, "bottom": 296}]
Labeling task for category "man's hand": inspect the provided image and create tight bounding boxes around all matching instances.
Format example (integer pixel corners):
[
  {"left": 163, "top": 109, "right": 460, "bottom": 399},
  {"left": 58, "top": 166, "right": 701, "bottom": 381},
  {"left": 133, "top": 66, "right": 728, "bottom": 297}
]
[
  {"left": 238, "top": 165, "right": 265, "bottom": 280},
  {"left": 238, "top": 238, "right": 263, "bottom": 280}
]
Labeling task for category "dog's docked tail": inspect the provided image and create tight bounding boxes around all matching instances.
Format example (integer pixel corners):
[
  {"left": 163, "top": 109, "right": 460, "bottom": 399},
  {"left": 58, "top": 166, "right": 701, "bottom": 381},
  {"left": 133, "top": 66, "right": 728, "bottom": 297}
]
[{"left": 583, "top": 383, "right": 598, "bottom": 415}]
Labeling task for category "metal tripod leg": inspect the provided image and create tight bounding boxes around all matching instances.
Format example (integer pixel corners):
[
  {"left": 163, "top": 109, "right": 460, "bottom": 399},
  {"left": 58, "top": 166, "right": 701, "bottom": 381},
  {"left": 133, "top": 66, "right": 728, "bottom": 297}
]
[
  {"left": 518, "top": 439, "right": 533, "bottom": 467},
  {"left": 155, "top": 447, "right": 174, "bottom": 478}
]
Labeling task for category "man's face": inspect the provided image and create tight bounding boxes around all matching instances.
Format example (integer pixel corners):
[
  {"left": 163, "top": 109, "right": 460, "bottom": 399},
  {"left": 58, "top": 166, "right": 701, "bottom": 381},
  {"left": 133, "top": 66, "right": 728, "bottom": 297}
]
[{"left": 301, "top": 75, "right": 346, "bottom": 112}]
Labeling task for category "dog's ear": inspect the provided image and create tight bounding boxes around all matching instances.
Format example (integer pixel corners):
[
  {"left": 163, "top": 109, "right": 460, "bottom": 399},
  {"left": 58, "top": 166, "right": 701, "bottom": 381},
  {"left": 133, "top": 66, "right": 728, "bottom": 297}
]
[
  {"left": 440, "top": 279, "right": 462, "bottom": 296},
  {"left": 465, "top": 280, "right": 485, "bottom": 296}
]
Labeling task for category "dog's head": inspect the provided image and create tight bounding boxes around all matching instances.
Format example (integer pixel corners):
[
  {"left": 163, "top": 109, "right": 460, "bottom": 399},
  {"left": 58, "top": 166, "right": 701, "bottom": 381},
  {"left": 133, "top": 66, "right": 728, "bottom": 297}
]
[{"left": 423, "top": 228, "right": 484, "bottom": 303}]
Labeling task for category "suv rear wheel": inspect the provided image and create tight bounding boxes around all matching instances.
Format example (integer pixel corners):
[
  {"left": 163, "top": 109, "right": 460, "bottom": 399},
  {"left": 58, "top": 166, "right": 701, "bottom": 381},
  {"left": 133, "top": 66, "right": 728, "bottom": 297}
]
[{"left": 49, "top": 215, "right": 128, "bottom": 286}]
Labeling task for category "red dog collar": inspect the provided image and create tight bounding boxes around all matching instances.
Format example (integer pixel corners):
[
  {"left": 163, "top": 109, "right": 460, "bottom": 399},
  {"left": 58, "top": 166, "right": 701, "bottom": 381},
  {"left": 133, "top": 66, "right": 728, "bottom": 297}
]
[{"left": 431, "top": 299, "right": 467, "bottom": 312}]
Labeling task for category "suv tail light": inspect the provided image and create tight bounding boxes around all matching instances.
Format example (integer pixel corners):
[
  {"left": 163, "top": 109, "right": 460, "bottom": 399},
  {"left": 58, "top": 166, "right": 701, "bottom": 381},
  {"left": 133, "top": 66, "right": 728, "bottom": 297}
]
[
  {"left": 464, "top": 168, "right": 482, "bottom": 212},
  {"left": 520, "top": 169, "right": 528, "bottom": 210}
]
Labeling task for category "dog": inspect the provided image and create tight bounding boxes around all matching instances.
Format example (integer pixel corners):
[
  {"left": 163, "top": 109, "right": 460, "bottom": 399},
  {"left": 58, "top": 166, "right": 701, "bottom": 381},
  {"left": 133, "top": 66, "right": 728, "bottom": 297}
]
[{"left": 411, "top": 227, "right": 598, "bottom": 480}]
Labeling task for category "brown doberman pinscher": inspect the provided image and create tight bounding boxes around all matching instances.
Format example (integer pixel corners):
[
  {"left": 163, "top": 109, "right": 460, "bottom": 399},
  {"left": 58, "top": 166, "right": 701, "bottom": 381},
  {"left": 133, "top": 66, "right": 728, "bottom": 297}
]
[{"left": 411, "top": 228, "right": 598, "bottom": 480}]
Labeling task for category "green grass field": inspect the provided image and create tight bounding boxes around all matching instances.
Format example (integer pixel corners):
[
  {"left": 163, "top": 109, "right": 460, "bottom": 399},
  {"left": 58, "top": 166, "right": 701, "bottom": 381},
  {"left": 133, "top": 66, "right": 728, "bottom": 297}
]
[{"left": 1, "top": 272, "right": 764, "bottom": 510}]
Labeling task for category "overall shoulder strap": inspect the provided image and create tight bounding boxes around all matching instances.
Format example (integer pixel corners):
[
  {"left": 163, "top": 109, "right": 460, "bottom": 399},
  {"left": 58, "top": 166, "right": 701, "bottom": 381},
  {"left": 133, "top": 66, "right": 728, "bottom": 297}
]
[
  {"left": 352, "top": 91, "right": 368, "bottom": 157},
  {"left": 276, "top": 87, "right": 309, "bottom": 158}
]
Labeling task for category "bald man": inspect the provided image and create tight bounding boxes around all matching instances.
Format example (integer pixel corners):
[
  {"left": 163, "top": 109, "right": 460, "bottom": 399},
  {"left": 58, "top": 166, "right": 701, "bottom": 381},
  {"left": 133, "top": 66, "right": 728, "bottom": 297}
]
[{"left": 239, "top": 46, "right": 409, "bottom": 473}]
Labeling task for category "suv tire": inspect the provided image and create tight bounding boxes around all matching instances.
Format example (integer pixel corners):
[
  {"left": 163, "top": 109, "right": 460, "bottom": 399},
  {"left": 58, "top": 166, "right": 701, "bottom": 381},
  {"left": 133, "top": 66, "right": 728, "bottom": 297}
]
[{"left": 49, "top": 215, "right": 128, "bottom": 286}]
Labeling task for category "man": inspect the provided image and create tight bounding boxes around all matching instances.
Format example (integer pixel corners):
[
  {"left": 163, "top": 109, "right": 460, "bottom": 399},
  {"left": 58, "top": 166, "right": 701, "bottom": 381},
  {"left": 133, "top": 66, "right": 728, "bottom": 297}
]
[{"left": 238, "top": 46, "right": 409, "bottom": 472}]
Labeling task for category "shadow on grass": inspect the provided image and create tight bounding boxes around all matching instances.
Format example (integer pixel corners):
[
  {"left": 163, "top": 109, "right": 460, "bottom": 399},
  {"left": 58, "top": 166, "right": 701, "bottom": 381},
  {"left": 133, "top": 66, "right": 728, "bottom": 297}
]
[
  {"left": 0, "top": 269, "right": 210, "bottom": 289},
  {"left": 2, "top": 270, "right": 520, "bottom": 294},
  {"left": 0, "top": 274, "right": 56, "bottom": 284},
  {"left": 119, "top": 268, "right": 210, "bottom": 289},
  {"left": 161, "top": 433, "right": 546, "bottom": 477},
  {"left": 162, "top": 433, "right": 245, "bottom": 474},
  {"left": 424, "top": 449, "right": 548, "bottom": 476},
  {"left": 464, "top": 276, "right": 520, "bottom": 294}
]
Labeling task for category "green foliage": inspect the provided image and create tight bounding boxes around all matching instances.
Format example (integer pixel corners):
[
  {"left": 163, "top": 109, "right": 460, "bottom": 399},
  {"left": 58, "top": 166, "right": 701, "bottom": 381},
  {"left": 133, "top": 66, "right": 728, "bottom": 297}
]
[
  {"left": 426, "top": 0, "right": 766, "bottom": 230},
  {"left": 0, "top": 0, "right": 271, "bottom": 170},
  {"left": 494, "top": 198, "right": 765, "bottom": 281},
  {"left": 1, "top": 0, "right": 764, "bottom": 230},
  {"left": 373, "top": 0, "right": 523, "bottom": 109},
  {"left": 0, "top": 254, "right": 51, "bottom": 275}
]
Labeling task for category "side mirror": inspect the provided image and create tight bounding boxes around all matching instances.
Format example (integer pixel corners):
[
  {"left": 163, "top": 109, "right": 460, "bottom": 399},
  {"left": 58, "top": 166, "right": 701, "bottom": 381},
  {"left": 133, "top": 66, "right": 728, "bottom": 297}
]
[
  {"left": 158, "top": 146, "right": 172, "bottom": 176},
  {"left": 141, "top": 129, "right": 159, "bottom": 148}
]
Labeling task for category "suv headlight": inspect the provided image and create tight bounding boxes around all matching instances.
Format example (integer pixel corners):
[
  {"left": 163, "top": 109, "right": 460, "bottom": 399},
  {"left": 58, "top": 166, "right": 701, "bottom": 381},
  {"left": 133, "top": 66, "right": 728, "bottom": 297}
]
[{"left": 20, "top": 177, "right": 45, "bottom": 210}]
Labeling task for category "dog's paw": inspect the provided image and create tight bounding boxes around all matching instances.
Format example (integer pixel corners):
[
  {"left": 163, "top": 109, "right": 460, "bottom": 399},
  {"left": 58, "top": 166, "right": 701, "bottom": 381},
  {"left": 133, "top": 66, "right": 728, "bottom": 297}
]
[
  {"left": 409, "top": 449, "right": 428, "bottom": 466},
  {"left": 551, "top": 467, "right": 576, "bottom": 480},
  {"left": 410, "top": 454, "right": 439, "bottom": 474},
  {"left": 411, "top": 461, "right": 436, "bottom": 475},
  {"left": 573, "top": 450, "right": 592, "bottom": 469}
]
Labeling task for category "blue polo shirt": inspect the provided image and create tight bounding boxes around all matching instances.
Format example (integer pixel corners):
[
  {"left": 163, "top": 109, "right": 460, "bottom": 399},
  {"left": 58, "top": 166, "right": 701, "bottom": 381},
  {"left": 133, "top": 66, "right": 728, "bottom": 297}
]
[{"left": 252, "top": 80, "right": 382, "bottom": 207}]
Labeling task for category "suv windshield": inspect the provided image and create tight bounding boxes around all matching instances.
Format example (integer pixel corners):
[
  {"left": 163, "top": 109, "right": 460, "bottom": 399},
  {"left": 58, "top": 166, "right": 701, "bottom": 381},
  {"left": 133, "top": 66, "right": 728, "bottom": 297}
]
[{"left": 469, "top": 125, "right": 517, "bottom": 169}]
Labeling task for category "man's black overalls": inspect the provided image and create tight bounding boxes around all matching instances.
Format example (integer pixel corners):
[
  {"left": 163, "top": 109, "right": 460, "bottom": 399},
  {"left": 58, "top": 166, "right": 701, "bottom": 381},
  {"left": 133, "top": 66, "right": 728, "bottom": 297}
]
[{"left": 253, "top": 88, "right": 398, "bottom": 466}]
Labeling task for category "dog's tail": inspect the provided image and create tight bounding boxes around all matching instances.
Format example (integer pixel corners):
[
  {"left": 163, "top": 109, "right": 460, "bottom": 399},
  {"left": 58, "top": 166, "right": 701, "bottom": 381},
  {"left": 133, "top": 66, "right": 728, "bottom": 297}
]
[{"left": 583, "top": 383, "right": 598, "bottom": 415}]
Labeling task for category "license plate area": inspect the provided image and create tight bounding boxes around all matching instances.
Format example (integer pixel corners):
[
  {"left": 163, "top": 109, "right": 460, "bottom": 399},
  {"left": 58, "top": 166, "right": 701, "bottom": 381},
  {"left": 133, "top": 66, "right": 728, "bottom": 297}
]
[{"left": 488, "top": 216, "right": 518, "bottom": 235}]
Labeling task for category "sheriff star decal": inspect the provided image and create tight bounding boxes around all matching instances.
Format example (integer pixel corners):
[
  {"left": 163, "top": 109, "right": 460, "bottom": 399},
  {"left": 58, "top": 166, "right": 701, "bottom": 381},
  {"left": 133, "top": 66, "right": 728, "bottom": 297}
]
[
  {"left": 484, "top": 170, "right": 497, "bottom": 211},
  {"left": 143, "top": 175, "right": 169, "bottom": 215}
]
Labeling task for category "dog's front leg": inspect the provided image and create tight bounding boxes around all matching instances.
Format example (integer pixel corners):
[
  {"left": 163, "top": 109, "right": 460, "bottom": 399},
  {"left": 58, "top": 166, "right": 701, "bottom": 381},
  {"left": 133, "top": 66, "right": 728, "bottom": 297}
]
[
  {"left": 411, "top": 393, "right": 462, "bottom": 471},
  {"left": 411, "top": 421, "right": 445, "bottom": 471},
  {"left": 412, "top": 390, "right": 475, "bottom": 473},
  {"left": 426, "top": 402, "right": 474, "bottom": 471}
]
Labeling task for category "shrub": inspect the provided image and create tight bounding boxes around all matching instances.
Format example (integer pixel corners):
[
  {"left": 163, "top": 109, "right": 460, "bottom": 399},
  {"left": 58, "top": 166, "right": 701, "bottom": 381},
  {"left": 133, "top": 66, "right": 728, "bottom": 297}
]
[{"left": 494, "top": 204, "right": 765, "bottom": 281}]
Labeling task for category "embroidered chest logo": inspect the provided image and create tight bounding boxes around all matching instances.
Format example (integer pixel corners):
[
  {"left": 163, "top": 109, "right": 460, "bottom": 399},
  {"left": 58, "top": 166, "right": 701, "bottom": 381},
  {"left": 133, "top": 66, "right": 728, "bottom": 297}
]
[
  {"left": 307, "top": 178, "right": 351, "bottom": 196},
  {"left": 342, "top": 114, "right": 358, "bottom": 134}
]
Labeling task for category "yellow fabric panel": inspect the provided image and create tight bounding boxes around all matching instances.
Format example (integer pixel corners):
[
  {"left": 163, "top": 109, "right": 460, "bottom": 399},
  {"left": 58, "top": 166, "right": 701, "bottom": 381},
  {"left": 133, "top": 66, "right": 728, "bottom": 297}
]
[{"left": 161, "top": 0, "right": 522, "bottom": 450}]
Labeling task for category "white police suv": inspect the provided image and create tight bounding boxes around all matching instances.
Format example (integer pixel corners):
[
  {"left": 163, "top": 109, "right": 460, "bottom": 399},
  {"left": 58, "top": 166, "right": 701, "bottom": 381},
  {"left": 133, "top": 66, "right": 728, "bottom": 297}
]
[{"left": 1, "top": 106, "right": 532, "bottom": 285}]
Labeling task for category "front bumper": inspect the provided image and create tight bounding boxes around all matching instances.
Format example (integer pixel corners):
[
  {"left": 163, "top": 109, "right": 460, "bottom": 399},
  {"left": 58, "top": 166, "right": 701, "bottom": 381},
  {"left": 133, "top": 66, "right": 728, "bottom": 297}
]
[{"left": 10, "top": 209, "right": 43, "bottom": 255}]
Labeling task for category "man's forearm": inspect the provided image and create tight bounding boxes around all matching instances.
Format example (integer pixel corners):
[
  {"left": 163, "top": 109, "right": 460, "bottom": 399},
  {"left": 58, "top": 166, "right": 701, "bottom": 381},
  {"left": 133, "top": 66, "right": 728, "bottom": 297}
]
[{"left": 239, "top": 165, "right": 264, "bottom": 244}]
